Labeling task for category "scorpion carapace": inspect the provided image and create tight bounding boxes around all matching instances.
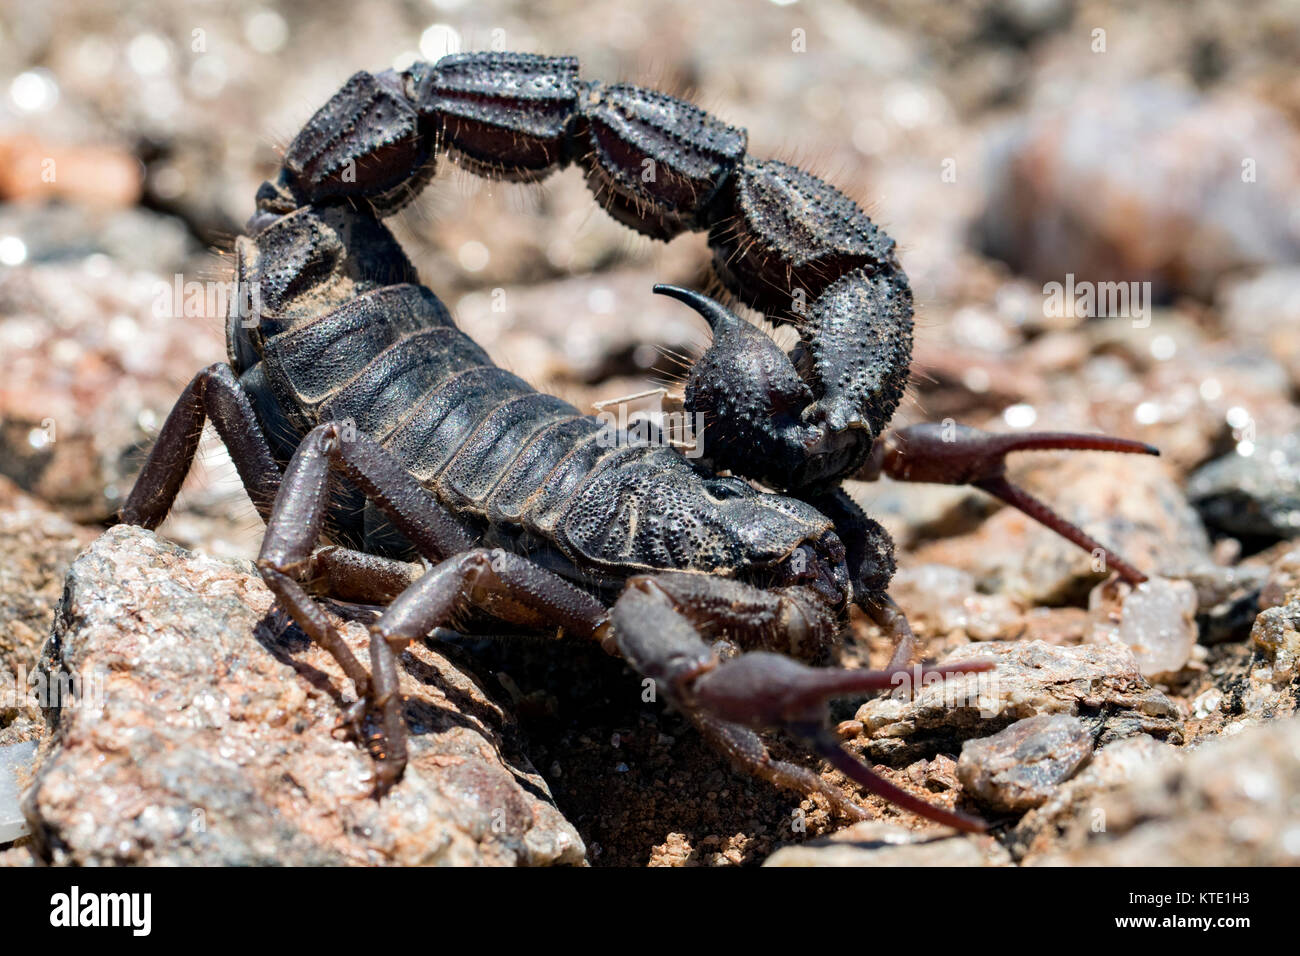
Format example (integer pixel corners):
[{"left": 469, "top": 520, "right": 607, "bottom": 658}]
[{"left": 120, "top": 52, "right": 1159, "bottom": 833}]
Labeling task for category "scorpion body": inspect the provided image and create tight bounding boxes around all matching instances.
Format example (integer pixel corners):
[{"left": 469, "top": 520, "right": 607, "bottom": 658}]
[
  {"left": 233, "top": 203, "right": 835, "bottom": 595},
  {"left": 122, "top": 53, "right": 1159, "bottom": 833}
]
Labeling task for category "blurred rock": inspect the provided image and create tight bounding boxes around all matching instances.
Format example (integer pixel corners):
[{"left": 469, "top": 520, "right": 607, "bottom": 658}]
[
  {"left": 1219, "top": 266, "right": 1300, "bottom": 390},
  {"left": 1008, "top": 734, "right": 1181, "bottom": 861},
  {"left": 1030, "top": 717, "right": 1300, "bottom": 866},
  {"left": 957, "top": 714, "right": 1093, "bottom": 812},
  {"left": 0, "top": 477, "right": 95, "bottom": 746},
  {"left": 763, "top": 821, "right": 1010, "bottom": 867},
  {"left": 887, "top": 563, "right": 1026, "bottom": 641},
  {"left": 0, "top": 203, "right": 195, "bottom": 274},
  {"left": 1087, "top": 576, "right": 1198, "bottom": 678},
  {"left": 0, "top": 741, "right": 37, "bottom": 844},
  {"left": 452, "top": 267, "right": 709, "bottom": 389},
  {"left": 0, "top": 242, "right": 229, "bottom": 524},
  {"left": 1016, "top": 336, "right": 1300, "bottom": 477},
  {"left": 976, "top": 83, "right": 1300, "bottom": 299},
  {"left": 851, "top": 479, "right": 994, "bottom": 552},
  {"left": 0, "top": 135, "right": 142, "bottom": 207},
  {"left": 1132, "top": 343, "right": 1300, "bottom": 474},
  {"left": 23, "top": 525, "right": 584, "bottom": 866},
  {"left": 1188, "top": 435, "right": 1300, "bottom": 540},
  {"left": 1018, "top": 606, "right": 1091, "bottom": 646},
  {"left": 854, "top": 640, "right": 1183, "bottom": 764},
  {"left": 1176, "top": 561, "right": 1268, "bottom": 644}
]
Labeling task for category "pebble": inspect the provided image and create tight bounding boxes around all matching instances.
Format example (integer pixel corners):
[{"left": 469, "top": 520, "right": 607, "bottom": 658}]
[
  {"left": 1188, "top": 435, "right": 1300, "bottom": 540},
  {"left": 763, "top": 822, "right": 1010, "bottom": 867},
  {"left": 957, "top": 714, "right": 1093, "bottom": 812},
  {"left": 0, "top": 742, "right": 36, "bottom": 844},
  {"left": 1087, "top": 576, "right": 1198, "bottom": 679},
  {"left": 854, "top": 640, "right": 1183, "bottom": 765}
]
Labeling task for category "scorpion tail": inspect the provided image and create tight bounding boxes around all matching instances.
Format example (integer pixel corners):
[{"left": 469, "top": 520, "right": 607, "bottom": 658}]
[{"left": 253, "top": 53, "right": 919, "bottom": 491}]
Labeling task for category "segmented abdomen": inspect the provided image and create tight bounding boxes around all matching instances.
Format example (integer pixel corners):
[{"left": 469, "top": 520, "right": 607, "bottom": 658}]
[{"left": 228, "top": 202, "right": 663, "bottom": 560}]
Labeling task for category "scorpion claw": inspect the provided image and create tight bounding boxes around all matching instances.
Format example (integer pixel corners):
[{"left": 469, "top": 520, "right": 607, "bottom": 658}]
[
  {"left": 872, "top": 423, "right": 1159, "bottom": 585},
  {"left": 690, "top": 651, "right": 992, "bottom": 831},
  {"left": 805, "top": 730, "right": 987, "bottom": 833}
]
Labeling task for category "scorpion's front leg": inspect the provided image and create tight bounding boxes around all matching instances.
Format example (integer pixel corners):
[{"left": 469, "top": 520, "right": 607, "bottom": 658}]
[
  {"left": 611, "top": 573, "right": 991, "bottom": 831},
  {"left": 120, "top": 363, "right": 283, "bottom": 527},
  {"left": 259, "top": 422, "right": 606, "bottom": 793},
  {"left": 362, "top": 549, "right": 607, "bottom": 792},
  {"left": 863, "top": 423, "right": 1160, "bottom": 584},
  {"left": 257, "top": 421, "right": 477, "bottom": 766}
]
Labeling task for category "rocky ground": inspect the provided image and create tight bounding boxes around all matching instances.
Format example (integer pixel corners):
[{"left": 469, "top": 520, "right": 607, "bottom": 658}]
[{"left": 2, "top": 0, "right": 1300, "bottom": 865}]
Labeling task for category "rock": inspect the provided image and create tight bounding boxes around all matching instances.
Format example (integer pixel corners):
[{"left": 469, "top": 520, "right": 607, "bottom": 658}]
[
  {"left": 1219, "top": 266, "right": 1300, "bottom": 391},
  {"left": 975, "top": 84, "right": 1300, "bottom": 299},
  {"left": 854, "top": 640, "right": 1183, "bottom": 764},
  {"left": 1259, "top": 545, "right": 1300, "bottom": 611},
  {"left": 848, "top": 478, "right": 992, "bottom": 552},
  {"left": 1188, "top": 435, "right": 1300, "bottom": 541},
  {"left": 0, "top": 477, "right": 95, "bottom": 746},
  {"left": 0, "top": 248, "right": 223, "bottom": 524},
  {"left": 0, "top": 203, "right": 194, "bottom": 275},
  {"left": 1018, "top": 606, "right": 1091, "bottom": 646},
  {"left": 911, "top": 454, "right": 1211, "bottom": 605},
  {"left": 1087, "top": 576, "right": 1198, "bottom": 679},
  {"left": 1112, "top": 340, "right": 1300, "bottom": 475},
  {"left": 453, "top": 268, "right": 712, "bottom": 388},
  {"left": 905, "top": 753, "right": 962, "bottom": 793},
  {"left": 1030, "top": 717, "right": 1300, "bottom": 866},
  {"left": 0, "top": 136, "right": 141, "bottom": 207},
  {"left": 762, "top": 821, "right": 1010, "bottom": 867},
  {"left": 1178, "top": 561, "right": 1268, "bottom": 645},
  {"left": 886, "top": 563, "right": 1026, "bottom": 642},
  {"left": 22, "top": 525, "right": 584, "bottom": 866},
  {"left": 957, "top": 714, "right": 1093, "bottom": 812},
  {"left": 1008, "top": 734, "right": 1181, "bottom": 862},
  {"left": 0, "top": 741, "right": 37, "bottom": 844},
  {"left": 0, "top": 846, "right": 33, "bottom": 866},
  {"left": 1182, "top": 635, "right": 1297, "bottom": 743},
  {"left": 1251, "top": 600, "right": 1300, "bottom": 681}
]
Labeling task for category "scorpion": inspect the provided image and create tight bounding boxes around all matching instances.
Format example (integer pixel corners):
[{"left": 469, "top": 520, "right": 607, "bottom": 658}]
[{"left": 119, "top": 52, "right": 1158, "bottom": 833}]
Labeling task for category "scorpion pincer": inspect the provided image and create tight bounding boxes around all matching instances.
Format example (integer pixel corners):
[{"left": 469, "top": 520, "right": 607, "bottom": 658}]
[{"left": 120, "top": 53, "right": 1158, "bottom": 831}]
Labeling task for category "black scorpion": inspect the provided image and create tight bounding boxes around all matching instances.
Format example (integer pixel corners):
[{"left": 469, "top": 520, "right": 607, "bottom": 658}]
[{"left": 120, "top": 53, "right": 1158, "bottom": 832}]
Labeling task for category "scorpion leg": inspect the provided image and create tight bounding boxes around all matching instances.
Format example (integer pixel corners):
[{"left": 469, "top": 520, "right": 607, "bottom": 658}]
[
  {"left": 363, "top": 548, "right": 606, "bottom": 793},
  {"left": 863, "top": 423, "right": 1161, "bottom": 584},
  {"left": 119, "top": 362, "right": 282, "bottom": 527},
  {"left": 306, "top": 547, "right": 425, "bottom": 604},
  {"left": 259, "top": 422, "right": 605, "bottom": 794},
  {"left": 257, "top": 422, "right": 479, "bottom": 736},
  {"left": 611, "top": 574, "right": 991, "bottom": 831}
]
